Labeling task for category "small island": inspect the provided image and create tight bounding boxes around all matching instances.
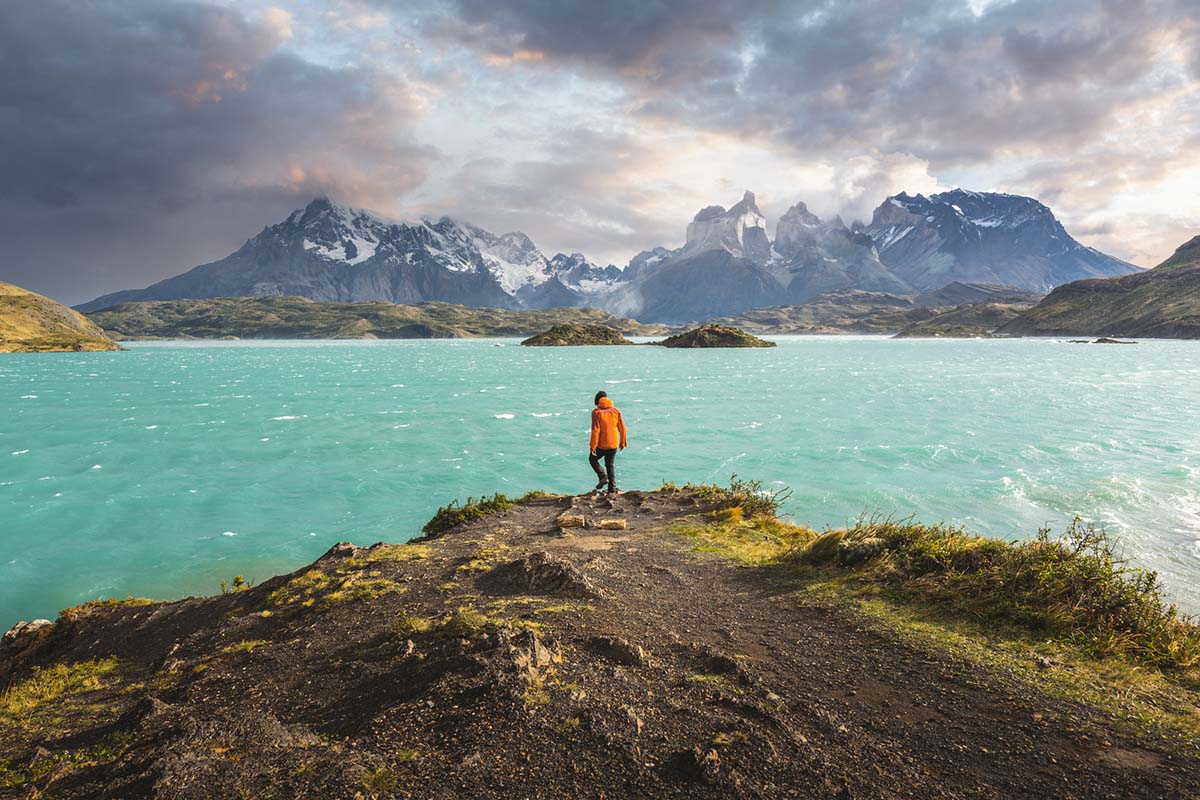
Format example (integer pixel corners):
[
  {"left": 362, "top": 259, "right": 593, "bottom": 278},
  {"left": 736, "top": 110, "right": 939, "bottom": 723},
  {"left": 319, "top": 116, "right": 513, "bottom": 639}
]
[
  {"left": 1, "top": 282, "right": 121, "bottom": 353},
  {"left": 657, "top": 324, "right": 775, "bottom": 348},
  {"left": 521, "top": 324, "right": 634, "bottom": 346}
]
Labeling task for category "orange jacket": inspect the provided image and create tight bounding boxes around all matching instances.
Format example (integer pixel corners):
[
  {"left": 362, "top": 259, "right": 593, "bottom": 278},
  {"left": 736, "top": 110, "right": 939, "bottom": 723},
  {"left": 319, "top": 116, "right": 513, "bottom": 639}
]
[{"left": 590, "top": 397, "right": 627, "bottom": 452}]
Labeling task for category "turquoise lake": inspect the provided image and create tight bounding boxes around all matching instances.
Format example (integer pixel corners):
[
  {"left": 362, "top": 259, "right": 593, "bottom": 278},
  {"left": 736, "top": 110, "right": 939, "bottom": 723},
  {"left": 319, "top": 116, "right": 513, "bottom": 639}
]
[{"left": 3, "top": 337, "right": 1199, "bottom": 626}]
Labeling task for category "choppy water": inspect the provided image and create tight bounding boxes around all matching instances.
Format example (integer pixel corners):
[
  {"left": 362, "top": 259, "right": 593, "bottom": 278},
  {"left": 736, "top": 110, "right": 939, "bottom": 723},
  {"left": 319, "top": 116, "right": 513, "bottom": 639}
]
[{"left": 3, "top": 337, "right": 1199, "bottom": 626}]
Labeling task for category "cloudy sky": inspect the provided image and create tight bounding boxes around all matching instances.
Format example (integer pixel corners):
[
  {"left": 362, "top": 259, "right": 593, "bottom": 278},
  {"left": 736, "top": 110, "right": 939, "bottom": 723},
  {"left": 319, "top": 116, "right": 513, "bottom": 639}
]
[{"left": 2, "top": 0, "right": 1198, "bottom": 305}]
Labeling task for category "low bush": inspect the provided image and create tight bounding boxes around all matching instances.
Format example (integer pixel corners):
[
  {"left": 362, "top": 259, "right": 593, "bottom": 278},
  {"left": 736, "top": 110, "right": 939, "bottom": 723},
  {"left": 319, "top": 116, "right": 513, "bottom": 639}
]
[
  {"left": 422, "top": 490, "right": 552, "bottom": 536},
  {"left": 798, "top": 516, "right": 1200, "bottom": 670},
  {"left": 685, "top": 474, "right": 793, "bottom": 519}
]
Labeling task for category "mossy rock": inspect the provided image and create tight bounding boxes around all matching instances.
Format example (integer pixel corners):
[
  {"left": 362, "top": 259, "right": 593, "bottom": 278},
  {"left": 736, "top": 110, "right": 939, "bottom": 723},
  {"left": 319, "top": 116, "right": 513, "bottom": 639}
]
[
  {"left": 521, "top": 324, "right": 633, "bottom": 346},
  {"left": 657, "top": 325, "right": 775, "bottom": 348}
]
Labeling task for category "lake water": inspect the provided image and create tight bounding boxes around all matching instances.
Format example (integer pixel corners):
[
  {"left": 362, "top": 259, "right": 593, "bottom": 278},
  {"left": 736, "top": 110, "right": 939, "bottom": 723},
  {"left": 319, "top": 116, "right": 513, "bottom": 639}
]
[{"left": 3, "top": 337, "right": 1199, "bottom": 627}]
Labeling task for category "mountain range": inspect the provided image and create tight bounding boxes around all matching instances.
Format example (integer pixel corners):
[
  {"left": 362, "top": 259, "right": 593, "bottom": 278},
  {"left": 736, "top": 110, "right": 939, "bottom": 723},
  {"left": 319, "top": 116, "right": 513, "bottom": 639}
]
[{"left": 78, "top": 190, "right": 1138, "bottom": 322}]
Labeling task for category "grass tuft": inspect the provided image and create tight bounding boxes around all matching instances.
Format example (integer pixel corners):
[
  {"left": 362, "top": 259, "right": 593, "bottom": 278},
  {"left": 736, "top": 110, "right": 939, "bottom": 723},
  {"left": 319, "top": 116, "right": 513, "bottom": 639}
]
[
  {"left": 423, "top": 494, "right": 515, "bottom": 535},
  {"left": 684, "top": 474, "right": 792, "bottom": 519},
  {"left": 0, "top": 658, "right": 125, "bottom": 724},
  {"left": 422, "top": 490, "right": 560, "bottom": 536}
]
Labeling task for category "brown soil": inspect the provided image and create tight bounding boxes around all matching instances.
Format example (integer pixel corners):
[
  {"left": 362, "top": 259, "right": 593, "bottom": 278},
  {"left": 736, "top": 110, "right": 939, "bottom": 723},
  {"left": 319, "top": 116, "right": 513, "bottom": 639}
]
[{"left": 2, "top": 489, "right": 1197, "bottom": 798}]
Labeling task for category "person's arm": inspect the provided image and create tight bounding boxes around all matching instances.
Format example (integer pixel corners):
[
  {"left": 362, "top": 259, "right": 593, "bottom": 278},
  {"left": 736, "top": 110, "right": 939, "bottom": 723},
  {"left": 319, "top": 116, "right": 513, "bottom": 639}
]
[
  {"left": 617, "top": 411, "right": 628, "bottom": 449},
  {"left": 590, "top": 409, "right": 600, "bottom": 454}
]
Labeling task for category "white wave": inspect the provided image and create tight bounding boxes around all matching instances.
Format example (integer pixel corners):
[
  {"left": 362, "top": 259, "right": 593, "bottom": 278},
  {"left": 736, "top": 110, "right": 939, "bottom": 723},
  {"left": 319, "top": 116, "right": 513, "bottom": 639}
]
[
  {"left": 260, "top": 437, "right": 270, "bottom": 442},
  {"left": 605, "top": 378, "right": 643, "bottom": 384},
  {"left": 19, "top": 395, "right": 37, "bottom": 399},
  {"left": 91, "top": 464, "right": 102, "bottom": 470},
  {"left": 531, "top": 413, "right": 554, "bottom": 418},
  {"left": 494, "top": 413, "right": 515, "bottom": 419},
  {"left": 392, "top": 424, "right": 410, "bottom": 429},
  {"left": 145, "top": 425, "right": 158, "bottom": 430},
  {"left": 222, "top": 531, "right": 238, "bottom": 537},
  {"left": 193, "top": 403, "right": 209, "bottom": 407},
  {"left": 11, "top": 450, "right": 29, "bottom": 456},
  {"left": 271, "top": 415, "right": 303, "bottom": 421}
]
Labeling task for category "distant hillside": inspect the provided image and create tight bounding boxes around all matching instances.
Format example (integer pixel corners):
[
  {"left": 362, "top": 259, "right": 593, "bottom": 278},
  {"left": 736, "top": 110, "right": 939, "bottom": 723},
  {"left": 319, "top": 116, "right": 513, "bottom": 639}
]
[
  {"left": 894, "top": 302, "right": 1036, "bottom": 338},
  {"left": 0, "top": 282, "right": 121, "bottom": 353},
  {"left": 87, "top": 297, "right": 667, "bottom": 340},
  {"left": 999, "top": 236, "right": 1200, "bottom": 338},
  {"left": 709, "top": 290, "right": 938, "bottom": 334},
  {"left": 913, "top": 282, "right": 1043, "bottom": 309}
]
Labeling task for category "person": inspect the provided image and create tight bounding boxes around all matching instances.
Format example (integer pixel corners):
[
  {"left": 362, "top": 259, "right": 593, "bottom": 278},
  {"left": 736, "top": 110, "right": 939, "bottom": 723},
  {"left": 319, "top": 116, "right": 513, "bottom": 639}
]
[{"left": 589, "top": 390, "right": 627, "bottom": 494}]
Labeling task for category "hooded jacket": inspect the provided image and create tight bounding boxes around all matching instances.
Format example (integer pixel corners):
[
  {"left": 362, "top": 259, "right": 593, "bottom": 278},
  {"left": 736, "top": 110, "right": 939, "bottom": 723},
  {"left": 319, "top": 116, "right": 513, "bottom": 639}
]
[{"left": 590, "top": 397, "right": 628, "bottom": 452}]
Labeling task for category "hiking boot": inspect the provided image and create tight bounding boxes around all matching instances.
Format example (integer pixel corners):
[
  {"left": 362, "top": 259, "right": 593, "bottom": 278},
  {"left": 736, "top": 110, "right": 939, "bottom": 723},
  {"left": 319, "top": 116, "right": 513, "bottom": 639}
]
[
  {"left": 606, "top": 485, "right": 620, "bottom": 495},
  {"left": 594, "top": 479, "right": 608, "bottom": 492}
]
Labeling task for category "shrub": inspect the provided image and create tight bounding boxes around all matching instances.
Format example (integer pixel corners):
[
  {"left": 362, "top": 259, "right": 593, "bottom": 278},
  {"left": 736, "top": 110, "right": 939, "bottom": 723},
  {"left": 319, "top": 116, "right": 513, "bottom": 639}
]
[
  {"left": 801, "top": 516, "right": 1200, "bottom": 670},
  {"left": 422, "top": 493, "right": 515, "bottom": 535},
  {"left": 685, "top": 474, "right": 792, "bottom": 519}
]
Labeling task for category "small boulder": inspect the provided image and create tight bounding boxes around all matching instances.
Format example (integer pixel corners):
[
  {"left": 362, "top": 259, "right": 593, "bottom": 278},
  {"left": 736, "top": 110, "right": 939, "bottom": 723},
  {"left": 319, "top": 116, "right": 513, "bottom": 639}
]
[
  {"left": 1, "top": 619, "right": 53, "bottom": 656},
  {"left": 587, "top": 635, "right": 649, "bottom": 667}
]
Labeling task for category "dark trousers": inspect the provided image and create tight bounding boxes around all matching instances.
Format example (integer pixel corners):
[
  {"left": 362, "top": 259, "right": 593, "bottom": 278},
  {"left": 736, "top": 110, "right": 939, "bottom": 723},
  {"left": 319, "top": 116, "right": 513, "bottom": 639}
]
[{"left": 589, "top": 448, "right": 617, "bottom": 488}]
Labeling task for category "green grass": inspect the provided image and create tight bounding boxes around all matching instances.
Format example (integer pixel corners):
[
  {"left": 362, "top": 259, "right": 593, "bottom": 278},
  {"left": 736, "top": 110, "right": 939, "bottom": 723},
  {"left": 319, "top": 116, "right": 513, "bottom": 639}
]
[
  {"left": 346, "top": 543, "right": 430, "bottom": 569},
  {"left": 0, "top": 731, "right": 133, "bottom": 788},
  {"left": 57, "top": 597, "right": 155, "bottom": 622},
  {"left": 422, "top": 490, "right": 557, "bottom": 535},
  {"left": 265, "top": 569, "right": 401, "bottom": 609},
  {"left": 675, "top": 509, "right": 1200, "bottom": 672},
  {"left": 682, "top": 475, "right": 793, "bottom": 519},
  {"left": 0, "top": 658, "right": 125, "bottom": 724},
  {"left": 670, "top": 508, "right": 1200, "bottom": 749},
  {"left": 221, "top": 639, "right": 269, "bottom": 655}
]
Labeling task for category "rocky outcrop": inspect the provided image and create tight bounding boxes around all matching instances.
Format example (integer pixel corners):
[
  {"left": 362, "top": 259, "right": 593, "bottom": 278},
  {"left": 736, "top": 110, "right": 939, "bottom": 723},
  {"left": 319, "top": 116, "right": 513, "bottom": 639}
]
[
  {"left": 657, "top": 324, "right": 775, "bottom": 348},
  {"left": 1, "top": 282, "right": 122, "bottom": 352},
  {"left": 1, "top": 488, "right": 1196, "bottom": 799},
  {"left": 520, "top": 324, "right": 633, "bottom": 346}
]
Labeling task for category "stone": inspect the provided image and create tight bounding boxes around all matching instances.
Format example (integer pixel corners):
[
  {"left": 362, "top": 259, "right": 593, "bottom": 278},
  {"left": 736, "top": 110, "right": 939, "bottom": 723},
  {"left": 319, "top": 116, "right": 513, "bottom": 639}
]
[
  {"left": 587, "top": 635, "right": 648, "bottom": 667},
  {"left": 1, "top": 618, "right": 53, "bottom": 655}
]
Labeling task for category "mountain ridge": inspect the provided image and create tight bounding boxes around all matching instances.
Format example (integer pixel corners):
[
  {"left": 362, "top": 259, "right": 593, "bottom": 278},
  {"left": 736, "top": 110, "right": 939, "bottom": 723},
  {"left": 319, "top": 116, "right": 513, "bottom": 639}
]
[
  {"left": 999, "top": 235, "right": 1200, "bottom": 338},
  {"left": 78, "top": 189, "right": 1138, "bottom": 323}
]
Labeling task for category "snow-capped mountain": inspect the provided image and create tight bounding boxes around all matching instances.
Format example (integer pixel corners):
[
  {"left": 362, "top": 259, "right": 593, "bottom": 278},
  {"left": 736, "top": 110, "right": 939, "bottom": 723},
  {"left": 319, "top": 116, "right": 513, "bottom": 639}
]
[
  {"left": 604, "top": 192, "right": 910, "bottom": 322},
  {"left": 859, "top": 190, "right": 1136, "bottom": 292},
  {"left": 78, "top": 198, "right": 623, "bottom": 312},
  {"left": 683, "top": 191, "right": 772, "bottom": 261},
  {"left": 77, "top": 190, "right": 1139, "bottom": 324}
]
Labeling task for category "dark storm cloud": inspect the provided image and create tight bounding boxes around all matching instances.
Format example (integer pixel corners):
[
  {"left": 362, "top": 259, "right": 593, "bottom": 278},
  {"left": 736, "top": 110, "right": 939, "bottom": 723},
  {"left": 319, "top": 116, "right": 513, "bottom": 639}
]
[
  {"left": 428, "top": 0, "right": 1193, "bottom": 167},
  {"left": 425, "top": 0, "right": 780, "bottom": 83},
  {"left": 0, "top": 0, "right": 429, "bottom": 305}
]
